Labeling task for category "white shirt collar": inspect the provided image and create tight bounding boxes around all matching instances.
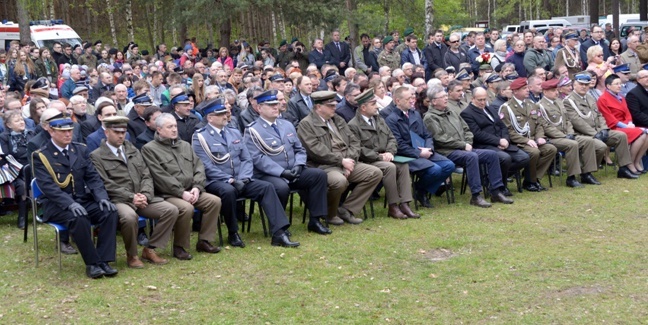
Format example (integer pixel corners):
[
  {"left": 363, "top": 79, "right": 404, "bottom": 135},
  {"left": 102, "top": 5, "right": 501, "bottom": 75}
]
[
  {"left": 260, "top": 117, "right": 276, "bottom": 126},
  {"left": 50, "top": 140, "right": 68, "bottom": 153},
  {"left": 105, "top": 142, "right": 124, "bottom": 157}
]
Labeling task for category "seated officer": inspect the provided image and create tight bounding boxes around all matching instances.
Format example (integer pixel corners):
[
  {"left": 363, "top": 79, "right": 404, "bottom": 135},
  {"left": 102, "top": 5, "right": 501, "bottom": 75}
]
[
  {"left": 33, "top": 111, "right": 119, "bottom": 279},
  {"left": 347, "top": 88, "right": 419, "bottom": 219},
  {"left": 536, "top": 78, "right": 600, "bottom": 187},
  {"left": 170, "top": 93, "right": 200, "bottom": 143},
  {"left": 192, "top": 98, "right": 299, "bottom": 247},
  {"left": 297, "top": 91, "right": 382, "bottom": 225},
  {"left": 500, "top": 78, "right": 558, "bottom": 191},
  {"left": 385, "top": 86, "right": 455, "bottom": 208},
  {"left": 244, "top": 90, "right": 332, "bottom": 235},
  {"left": 90, "top": 116, "right": 185, "bottom": 268},
  {"left": 424, "top": 87, "right": 513, "bottom": 207},
  {"left": 141, "top": 113, "right": 222, "bottom": 260},
  {"left": 86, "top": 101, "right": 131, "bottom": 153},
  {"left": 563, "top": 72, "right": 639, "bottom": 179}
]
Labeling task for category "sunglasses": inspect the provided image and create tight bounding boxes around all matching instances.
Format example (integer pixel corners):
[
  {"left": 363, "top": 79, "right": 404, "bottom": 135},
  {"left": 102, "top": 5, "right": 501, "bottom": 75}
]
[{"left": 449, "top": 40, "right": 459, "bottom": 43}]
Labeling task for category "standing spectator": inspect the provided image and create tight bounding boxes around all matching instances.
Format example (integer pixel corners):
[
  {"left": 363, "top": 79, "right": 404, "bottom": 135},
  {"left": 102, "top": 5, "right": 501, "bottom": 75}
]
[
  {"left": 324, "top": 30, "right": 351, "bottom": 74},
  {"left": 580, "top": 26, "right": 611, "bottom": 67},
  {"left": 9, "top": 50, "right": 37, "bottom": 94},
  {"left": 605, "top": 23, "right": 616, "bottom": 43},
  {"left": 505, "top": 40, "right": 528, "bottom": 77},
  {"left": 400, "top": 34, "right": 427, "bottom": 71},
  {"left": 378, "top": 36, "right": 401, "bottom": 71},
  {"left": 523, "top": 36, "right": 553, "bottom": 75},
  {"left": 467, "top": 33, "right": 492, "bottom": 75},
  {"left": 555, "top": 32, "right": 582, "bottom": 79},
  {"left": 424, "top": 30, "right": 448, "bottom": 80},
  {"left": 56, "top": 43, "right": 77, "bottom": 67},
  {"left": 444, "top": 33, "right": 470, "bottom": 73},
  {"left": 216, "top": 47, "right": 234, "bottom": 70},
  {"left": 34, "top": 47, "right": 58, "bottom": 83},
  {"left": 490, "top": 39, "right": 508, "bottom": 71},
  {"left": 353, "top": 34, "right": 379, "bottom": 75},
  {"left": 78, "top": 43, "right": 98, "bottom": 70},
  {"left": 620, "top": 35, "right": 641, "bottom": 74}
]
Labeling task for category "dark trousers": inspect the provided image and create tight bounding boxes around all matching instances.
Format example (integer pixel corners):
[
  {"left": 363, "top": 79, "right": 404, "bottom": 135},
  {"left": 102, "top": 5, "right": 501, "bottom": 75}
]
[
  {"left": 206, "top": 179, "right": 290, "bottom": 236},
  {"left": 45, "top": 199, "right": 118, "bottom": 266},
  {"left": 495, "top": 149, "right": 530, "bottom": 179},
  {"left": 415, "top": 154, "right": 455, "bottom": 194},
  {"left": 447, "top": 149, "right": 504, "bottom": 195},
  {"left": 260, "top": 167, "right": 328, "bottom": 220}
]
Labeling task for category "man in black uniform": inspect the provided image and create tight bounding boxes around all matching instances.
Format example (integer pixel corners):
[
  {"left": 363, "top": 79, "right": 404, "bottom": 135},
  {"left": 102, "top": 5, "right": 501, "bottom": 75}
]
[
  {"left": 33, "top": 113, "right": 119, "bottom": 279},
  {"left": 170, "top": 93, "right": 200, "bottom": 142}
]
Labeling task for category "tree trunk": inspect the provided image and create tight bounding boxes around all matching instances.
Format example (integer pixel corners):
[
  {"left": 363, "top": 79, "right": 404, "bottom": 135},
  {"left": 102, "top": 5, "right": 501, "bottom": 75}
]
[
  {"left": 207, "top": 21, "right": 214, "bottom": 47},
  {"left": 105, "top": 0, "right": 118, "bottom": 47},
  {"left": 346, "top": 0, "right": 358, "bottom": 67},
  {"left": 125, "top": 0, "right": 135, "bottom": 42},
  {"left": 143, "top": 2, "right": 155, "bottom": 51},
  {"left": 425, "top": 0, "right": 433, "bottom": 38},
  {"left": 219, "top": 18, "right": 231, "bottom": 49},
  {"left": 153, "top": 0, "right": 159, "bottom": 46},
  {"left": 271, "top": 10, "right": 277, "bottom": 47},
  {"left": 279, "top": 5, "right": 286, "bottom": 40},
  {"left": 49, "top": 0, "right": 55, "bottom": 19},
  {"left": 16, "top": 0, "right": 30, "bottom": 44}
]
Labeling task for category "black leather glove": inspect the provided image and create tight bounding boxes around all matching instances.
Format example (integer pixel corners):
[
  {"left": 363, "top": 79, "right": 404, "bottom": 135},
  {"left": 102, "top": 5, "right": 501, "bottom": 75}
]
[
  {"left": 290, "top": 165, "right": 303, "bottom": 179},
  {"left": 232, "top": 180, "right": 245, "bottom": 194},
  {"left": 99, "top": 199, "right": 116, "bottom": 212},
  {"left": 281, "top": 170, "right": 295, "bottom": 181},
  {"left": 565, "top": 134, "right": 576, "bottom": 140},
  {"left": 595, "top": 129, "right": 609, "bottom": 143},
  {"left": 69, "top": 202, "right": 88, "bottom": 217}
]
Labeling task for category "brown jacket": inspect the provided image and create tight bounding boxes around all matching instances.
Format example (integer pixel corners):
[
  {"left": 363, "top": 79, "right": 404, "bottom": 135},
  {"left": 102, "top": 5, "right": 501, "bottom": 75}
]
[
  {"left": 347, "top": 113, "right": 397, "bottom": 163},
  {"left": 297, "top": 110, "right": 360, "bottom": 169}
]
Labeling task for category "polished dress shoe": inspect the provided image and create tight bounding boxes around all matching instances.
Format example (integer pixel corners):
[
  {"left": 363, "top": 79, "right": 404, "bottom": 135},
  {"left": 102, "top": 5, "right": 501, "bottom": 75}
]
[
  {"left": 271, "top": 232, "right": 300, "bottom": 247},
  {"left": 618, "top": 166, "right": 639, "bottom": 179},
  {"left": 60, "top": 241, "right": 78, "bottom": 255},
  {"left": 137, "top": 231, "right": 149, "bottom": 247},
  {"left": 228, "top": 233, "right": 246, "bottom": 248},
  {"left": 196, "top": 240, "right": 221, "bottom": 253},
  {"left": 501, "top": 187, "right": 513, "bottom": 197},
  {"left": 142, "top": 247, "right": 168, "bottom": 265},
  {"left": 535, "top": 181, "right": 547, "bottom": 191},
  {"left": 173, "top": 246, "right": 193, "bottom": 260},
  {"left": 415, "top": 191, "right": 432, "bottom": 208},
  {"left": 326, "top": 216, "right": 345, "bottom": 226},
  {"left": 580, "top": 173, "right": 601, "bottom": 185},
  {"left": 470, "top": 195, "right": 492, "bottom": 208},
  {"left": 308, "top": 219, "right": 332, "bottom": 235},
  {"left": 388, "top": 203, "right": 407, "bottom": 219},
  {"left": 566, "top": 176, "right": 584, "bottom": 188},
  {"left": 522, "top": 182, "right": 539, "bottom": 192},
  {"left": 434, "top": 186, "right": 447, "bottom": 197},
  {"left": 127, "top": 255, "right": 144, "bottom": 269},
  {"left": 98, "top": 262, "right": 118, "bottom": 277},
  {"left": 338, "top": 207, "right": 363, "bottom": 224},
  {"left": 399, "top": 202, "right": 420, "bottom": 219},
  {"left": 86, "top": 265, "right": 105, "bottom": 279},
  {"left": 491, "top": 192, "right": 514, "bottom": 204}
]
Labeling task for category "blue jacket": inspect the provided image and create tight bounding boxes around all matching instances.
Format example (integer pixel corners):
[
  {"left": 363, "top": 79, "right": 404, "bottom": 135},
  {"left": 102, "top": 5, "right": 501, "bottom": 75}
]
[
  {"left": 467, "top": 46, "right": 493, "bottom": 75},
  {"left": 61, "top": 79, "right": 76, "bottom": 99},
  {"left": 86, "top": 127, "right": 131, "bottom": 153},
  {"left": 244, "top": 117, "right": 306, "bottom": 179},
  {"left": 191, "top": 124, "right": 253, "bottom": 186},
  {"left": 400, "top": 48, "right": 427, "bottom": 70},
  {"left": 384, "top": 108, "right": 436, "bottom": 172},
  {"left": 505, "top": 51, "right": 527, "bottom": 78}
]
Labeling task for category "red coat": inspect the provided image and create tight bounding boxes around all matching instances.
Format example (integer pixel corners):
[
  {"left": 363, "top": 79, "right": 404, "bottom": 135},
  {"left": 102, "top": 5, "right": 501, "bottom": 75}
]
[{"left": 597, "top": 90, "right": 643, "bottom": 143}]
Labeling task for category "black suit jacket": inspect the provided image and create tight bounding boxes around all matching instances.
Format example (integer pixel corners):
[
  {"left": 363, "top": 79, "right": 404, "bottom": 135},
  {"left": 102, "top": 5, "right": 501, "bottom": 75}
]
[
  {"left": 626, "top": 85, "right": 648, "bottom": 128},
  {"left": 308, "top": 49, "right": 326, "bottom": 69},
  {"left": 423, "top": 42, "right": 448, "bottom": 80},
  {"left": 324, "top": 41, "right": 351, "bottom": 70},
  {"left": 460, "top": 103, "right": 518, "bottom": 152},
  {"left": 335, "top": 99, "right": 356, "bottom": 123},
  {"left": 580, "top": 39, "right": 611, "bottom": 68},
  {"left": 285, "top": 94, "right": 311, "bottom": 129},
  {"left": 80, "top": 115, "right": 100, "bottom": 139},
  {"left": 33, "top": 141, "right": 109, "bottom": 221},
  {"left": 127, "top": 108, "right": 148, "bottom": 139}
]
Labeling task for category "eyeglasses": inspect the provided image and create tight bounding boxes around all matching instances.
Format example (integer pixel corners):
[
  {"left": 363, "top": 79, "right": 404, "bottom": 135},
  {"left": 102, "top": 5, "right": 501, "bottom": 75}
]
[
  {"left": 596, "top": 54, "right": 603, "bottom": 57},
  {"left": 449, "top": 40, "right": 459, "bottom": 43},
  {"left": 433, "top": 94, "right": 448, "bottom": 99}
]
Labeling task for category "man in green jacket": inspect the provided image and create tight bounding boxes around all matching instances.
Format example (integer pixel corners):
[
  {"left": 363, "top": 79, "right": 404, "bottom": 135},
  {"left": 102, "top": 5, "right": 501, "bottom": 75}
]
[{"left": 141, "top": 113, "right": 222, "bottom": 260}]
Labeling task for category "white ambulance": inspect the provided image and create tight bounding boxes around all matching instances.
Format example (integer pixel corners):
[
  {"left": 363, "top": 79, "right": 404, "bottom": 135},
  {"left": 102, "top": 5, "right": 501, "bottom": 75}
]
[{"left": 0, "top": 19, "right": 82, "bottom": 51}]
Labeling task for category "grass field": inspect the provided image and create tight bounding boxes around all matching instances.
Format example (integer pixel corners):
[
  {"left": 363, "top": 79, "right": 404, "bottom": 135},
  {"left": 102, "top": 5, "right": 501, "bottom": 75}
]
[{"left": 1, "top": 169, "right": 648, "bottom": 324}]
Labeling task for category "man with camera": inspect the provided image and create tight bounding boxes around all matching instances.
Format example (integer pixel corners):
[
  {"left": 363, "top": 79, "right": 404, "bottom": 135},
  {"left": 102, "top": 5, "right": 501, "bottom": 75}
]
[{"left": 286, "top": 42, "right": 309, "bottom": 72}]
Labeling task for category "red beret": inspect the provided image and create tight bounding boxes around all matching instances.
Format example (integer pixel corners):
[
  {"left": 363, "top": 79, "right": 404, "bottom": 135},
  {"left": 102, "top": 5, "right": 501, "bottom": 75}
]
[
  {"left": 541, "top": 78, "right": 560, "bottom": 90},
  {"left": 510, "top": 77, "right": 528, "bottom": 90}
]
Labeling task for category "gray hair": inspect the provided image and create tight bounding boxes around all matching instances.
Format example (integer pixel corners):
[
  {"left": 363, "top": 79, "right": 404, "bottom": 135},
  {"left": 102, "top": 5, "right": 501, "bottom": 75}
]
[
  {"left": 426, "top": 86, "right": 445, "bottom": 102},
  {"left": 222, "top": 89, "right": 236, "bottom": 101},
  {"left": 155, "top": 112, "right": 176, "bottom": 129},
  {"left": 205, "top": 85, "right": 220, "bottom": 97}
]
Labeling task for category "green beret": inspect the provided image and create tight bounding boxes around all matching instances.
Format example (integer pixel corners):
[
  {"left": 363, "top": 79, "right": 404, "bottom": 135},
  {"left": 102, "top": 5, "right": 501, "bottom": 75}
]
[
  {"left": 355, "top": 89, "right": 376, "bottom": 106},
  {"left": 382, "top": 36, "right": 394, "bottom": 45},
  {"left": 291, "top": 37, "right": 299, "bottom": 43},
  {"left": 311, "top": 91, "right": 337, "bottom": 104},
  {"left": 403, "top": 27, "right": 414, "bottom": 37},
  {"left": 279, "top": 39, "right": 287, "bottom": 47}
]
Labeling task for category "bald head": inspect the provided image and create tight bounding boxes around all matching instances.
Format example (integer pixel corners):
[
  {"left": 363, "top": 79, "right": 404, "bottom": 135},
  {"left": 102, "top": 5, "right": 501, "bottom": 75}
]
[
  {"left": 637, "top": 70, "right": 648, "bottom": 87},
  {"left": 48, "top": 100, "right": 67, "bottom": 113},
  {"left": 471, "top": 87, "right": 488, "bottom": 109},
  {"left": 40, "top": 108, "right": 61, "bottom": 127}
]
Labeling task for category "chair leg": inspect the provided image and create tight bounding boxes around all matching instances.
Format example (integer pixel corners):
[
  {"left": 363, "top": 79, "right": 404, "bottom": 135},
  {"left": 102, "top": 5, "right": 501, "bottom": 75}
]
[
  {"left": 363, "top": 205, "right": 367, "bottom": 219},
  {"left": 217, "top": 214, "right": 223, "bottom": 247},
  {"left": 460, "top": 170, "right": 467, "bottom": 195},
  {"left": 246, "top": 200, "right": 254, "bottom": 234},
  {"left": 55, "top": 228, "right": 62, "bottom": 273},
  {"left": 370, "top": 199, "right": 375, "bottom": 218},
  {"left": 22, "top": 198, "right": 28, "bottom": 243},
  {"left": 259, "top": 206, "right": 268, "bottom": 237},
  {"left": 515, "top": 171, "right": 523, "bottom": 193},
  {"left": 33, "top": 200, "right": 39, "bottom": 267},
  {"left": 288, "top": 192, "right": 294, "bottom": 225}
]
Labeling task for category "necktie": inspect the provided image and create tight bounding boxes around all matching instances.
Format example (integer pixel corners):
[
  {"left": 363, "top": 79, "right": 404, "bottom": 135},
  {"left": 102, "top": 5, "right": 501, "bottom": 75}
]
[
  {"left": 61, "top": 148, "right": 68, "bottom": 157},
  {"left": 327, "top": 120, "right": 336, "bottom": 134},
  {"left": 220, "top": 130, "right": 227, "bottom": 143},
  {"left": 484, "top": 110, "right": 494, "bottom": 122},
  {"left": 305, "top": 96, "right": 313, "bottom": 109},
  {"left": 271, "top": 123, "right": 281, "bottom": 137},
  {"left": 404, "top": 111, "right": 409, "bottom": 118},
  {"left": 116, "top": 148, "right": 127, "bottom": 163},
  {"left": 336, "top": 42, "right": 341, "bottom": 52},
  {"left": 368, "top": 118, "right": 374, "bottom": 129}
]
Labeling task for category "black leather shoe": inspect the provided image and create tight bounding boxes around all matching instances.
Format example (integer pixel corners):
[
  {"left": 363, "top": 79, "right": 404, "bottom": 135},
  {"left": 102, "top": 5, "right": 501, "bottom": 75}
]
[
  {"left": 308, "top": 220, "right": 332, "bottom": 235},
  {"left": 196, "top": 240, "right": 221, "bottom": 253},
  {"left": 86, "top": 265, "right": 105, "bottom": 279},
  {"left": 522, "top": 182, "right": 539, "bottom": 192},
  {"left": 173, "top": 246, "right": 193, "bottom": 260},
  {"left": 491, "top": 192, "right": 514, "bottom": 204},
  {"left": 415, "top": 191, "right": 432, "bottom": 208},
  {"left": 60, "top": 241, "right": 78, "bottom": 255},
  {"left": 618, "top": 167, "right": 640, "bottom": 179},
  {"left": 501, "top": 187, "right": 513, "bottom": 197},
  {"left": 470, "top": 195, "right": 492, "bottom": 208},
  {"left": 580, "top": 173, "right": 601, "bottom": 185},
  {"left": 97, "top": 262, "right": 118, "bottom": 277},
  {"left": 228, "top": 233, "right": 246, "bottom": 248},
  {"left": 137, "top": 231, "right": 149, "bottom": 246},
  {"left": 271, "top": 233, "right": 300, "bottom": 247},
  {"left": 535, "top": 181, "right": 547, "bottom": 191},
  {"left": 566, "top": 176, "right": 584, "bottom": 188},
  {"left": 434, "top": 186, "right": 446, "bottom": 197}
]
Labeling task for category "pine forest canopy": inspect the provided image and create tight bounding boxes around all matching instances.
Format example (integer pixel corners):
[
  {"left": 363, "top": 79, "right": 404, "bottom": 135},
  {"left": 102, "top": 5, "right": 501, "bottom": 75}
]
[{"left": 0, "top": 0, "right": 644, "bottom": 52}]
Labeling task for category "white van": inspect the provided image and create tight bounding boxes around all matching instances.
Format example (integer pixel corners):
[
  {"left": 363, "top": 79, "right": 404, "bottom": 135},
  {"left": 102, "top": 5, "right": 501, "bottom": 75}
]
[
  {"left": 519, "top": 19, "right": 572, "bottom": 32},
  {"left": 0, "top": 19, "right": 82, "bottom": 51}
]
